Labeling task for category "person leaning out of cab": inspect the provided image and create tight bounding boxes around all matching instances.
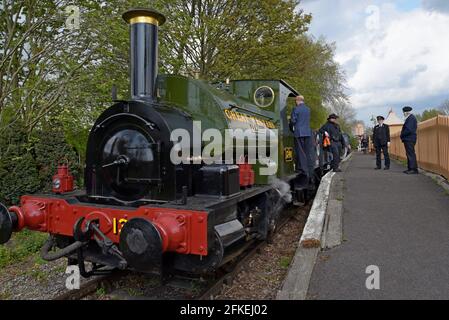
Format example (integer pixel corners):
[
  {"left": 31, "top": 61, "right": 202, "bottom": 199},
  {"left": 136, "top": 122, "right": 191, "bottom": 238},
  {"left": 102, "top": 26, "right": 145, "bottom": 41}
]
[{"left": 319, "top": 114, "right": 344, "bottom": 173}]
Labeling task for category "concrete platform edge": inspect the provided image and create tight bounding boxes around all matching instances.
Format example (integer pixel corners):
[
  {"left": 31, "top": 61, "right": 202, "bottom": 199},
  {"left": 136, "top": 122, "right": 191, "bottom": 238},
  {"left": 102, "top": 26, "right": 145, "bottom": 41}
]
[{"left": 276, "top": 153, "right": 352, "bottom": 300}]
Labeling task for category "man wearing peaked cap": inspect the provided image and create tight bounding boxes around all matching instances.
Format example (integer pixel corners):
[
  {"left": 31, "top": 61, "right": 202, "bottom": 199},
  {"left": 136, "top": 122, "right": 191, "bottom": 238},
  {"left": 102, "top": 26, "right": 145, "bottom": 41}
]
[
  {"left": 403, "top": 106, "right": 413, "bottom": 112},
  {"left": 319, "top": 114, "right": 345, "bottom": 172},
  {"left": 373, "top": 115, "right": 390, "bottom": 170},
  {"left": 400, "top": 106, "right": 418, "bottom": 174}
]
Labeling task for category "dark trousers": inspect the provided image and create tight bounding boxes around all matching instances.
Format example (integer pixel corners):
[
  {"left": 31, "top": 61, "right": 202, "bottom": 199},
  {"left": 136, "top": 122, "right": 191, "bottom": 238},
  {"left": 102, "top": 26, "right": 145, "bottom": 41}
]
[
  {"left": 404, "top": 141, "right": 418, "bottom": 171},
  {"left": 330, "top": 143, "right": 340, "bottom": 170},
  {"left": 375, "top": 144, "right": 390, "bottom": 168},
  {"left": 294, "top": 137, "right": 314, "bottom": 177}
]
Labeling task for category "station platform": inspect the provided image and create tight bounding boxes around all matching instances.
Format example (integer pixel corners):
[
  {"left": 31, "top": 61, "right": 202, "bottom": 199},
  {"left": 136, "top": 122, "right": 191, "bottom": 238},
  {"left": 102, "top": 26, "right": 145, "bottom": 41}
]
[{"left": 307, "top": 153, "right": 449, "bottom": 299}]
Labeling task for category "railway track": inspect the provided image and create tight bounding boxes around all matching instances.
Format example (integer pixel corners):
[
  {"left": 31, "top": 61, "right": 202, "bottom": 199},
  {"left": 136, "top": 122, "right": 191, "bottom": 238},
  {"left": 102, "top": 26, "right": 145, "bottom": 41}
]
[{"left": 53, "top": 206, "right": 306, "bottom": 301}]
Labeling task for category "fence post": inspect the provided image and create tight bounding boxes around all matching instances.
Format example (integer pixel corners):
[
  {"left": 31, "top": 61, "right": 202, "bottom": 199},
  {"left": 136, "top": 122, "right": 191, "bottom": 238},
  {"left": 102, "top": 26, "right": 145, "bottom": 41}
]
[{"left": 436, "top": 116, "right": 441, "bottom": 175}]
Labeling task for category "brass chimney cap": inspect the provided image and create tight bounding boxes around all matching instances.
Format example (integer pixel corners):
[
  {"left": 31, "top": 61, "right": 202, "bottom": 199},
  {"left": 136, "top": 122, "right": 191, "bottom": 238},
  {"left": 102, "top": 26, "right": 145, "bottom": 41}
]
[{"left": 122, "top": 8, "right": 166, "bottom": 26}]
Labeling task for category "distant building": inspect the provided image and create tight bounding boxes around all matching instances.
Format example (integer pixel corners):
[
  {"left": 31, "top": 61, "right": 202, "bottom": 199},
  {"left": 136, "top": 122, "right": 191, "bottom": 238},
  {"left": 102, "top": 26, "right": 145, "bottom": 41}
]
[{"left": 384, "top": 108, "right": 404, "bottom": 135}]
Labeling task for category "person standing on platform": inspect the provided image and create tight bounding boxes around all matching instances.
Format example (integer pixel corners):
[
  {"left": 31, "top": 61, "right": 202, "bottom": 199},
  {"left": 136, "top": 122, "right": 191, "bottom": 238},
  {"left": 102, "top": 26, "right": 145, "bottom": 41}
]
[
  {"left": 373, "top": 115, "right": 391, "bottom": 170},
  {"left": 361, "top": 134, "right": 369, "bottom": 154},
  {"left": 290, "top": 95, "right": 314, "bottom": 179},
  {"left": 400, "top": 106, "right": 419, "bottom": 174},
  {"left": 319, "top": 114, "right": 344, "bottom": 173}
]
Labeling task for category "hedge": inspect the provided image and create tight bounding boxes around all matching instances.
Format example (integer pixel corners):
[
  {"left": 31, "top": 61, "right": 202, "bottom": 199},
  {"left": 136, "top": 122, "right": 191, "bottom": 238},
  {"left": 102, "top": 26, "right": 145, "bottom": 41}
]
[{"left": 0, "top": 121, "right": 82, "bottom": 206}]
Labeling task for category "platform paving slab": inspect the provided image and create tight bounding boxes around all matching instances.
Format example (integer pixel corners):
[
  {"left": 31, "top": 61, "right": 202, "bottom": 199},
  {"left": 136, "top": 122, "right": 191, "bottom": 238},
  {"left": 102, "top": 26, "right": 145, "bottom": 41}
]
[{"left": 322, "top": 199, "right": 343, "bottom": 249}]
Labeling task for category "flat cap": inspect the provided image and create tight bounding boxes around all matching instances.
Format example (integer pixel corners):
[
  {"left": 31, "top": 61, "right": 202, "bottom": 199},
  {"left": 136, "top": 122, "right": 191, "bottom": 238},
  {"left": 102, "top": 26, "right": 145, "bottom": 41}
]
[
  {"left": 403, "top": 106, "right": 413, "bottom": 112},
  {"left": 328, "top": 113, "right": 339, "bottom": 120}
]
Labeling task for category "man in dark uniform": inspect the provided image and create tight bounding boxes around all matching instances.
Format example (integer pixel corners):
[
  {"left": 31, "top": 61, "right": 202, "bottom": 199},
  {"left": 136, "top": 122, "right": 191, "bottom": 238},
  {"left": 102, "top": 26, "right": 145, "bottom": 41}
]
[
  {"left": 373, "top": 115, "right": 390, "bottom": 170},
  {"left": 400, "top": 106, "right": 418, "bottom": 174},
  {"left": 290, "top": 95, "right": 313, "bottom": 178},
  {"left": 319, "top": 114, "right": 344, "bottom": 172}
]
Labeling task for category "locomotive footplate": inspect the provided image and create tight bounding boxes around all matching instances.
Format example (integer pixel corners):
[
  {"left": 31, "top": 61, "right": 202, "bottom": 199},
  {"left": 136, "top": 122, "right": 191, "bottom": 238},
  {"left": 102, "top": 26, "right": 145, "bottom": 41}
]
[{"left": 4, "top": 193, "right": 209, "bottom": 270}]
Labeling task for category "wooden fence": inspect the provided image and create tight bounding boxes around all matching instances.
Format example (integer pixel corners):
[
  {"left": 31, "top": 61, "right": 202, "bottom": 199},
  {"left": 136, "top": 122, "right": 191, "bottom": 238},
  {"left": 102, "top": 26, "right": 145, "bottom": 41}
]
[{"left": 390, "top": 115, "right": 449, "bottom": 180}]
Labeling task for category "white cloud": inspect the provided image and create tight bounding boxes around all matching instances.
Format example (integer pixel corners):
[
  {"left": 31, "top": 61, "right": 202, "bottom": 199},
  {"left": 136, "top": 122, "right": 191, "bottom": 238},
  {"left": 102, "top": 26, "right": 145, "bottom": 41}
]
[
  {"left": 348, "top": 9, "right": 449, "bottom": 108},
  {"left": 300, "top": 0, "right": 449, "bottom": 116}
]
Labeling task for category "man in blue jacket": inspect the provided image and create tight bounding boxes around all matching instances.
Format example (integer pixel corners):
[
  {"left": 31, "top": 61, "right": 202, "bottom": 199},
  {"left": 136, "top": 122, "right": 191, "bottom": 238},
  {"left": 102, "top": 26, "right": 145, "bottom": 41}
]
[
  {"left": 290, "top": 95, "right": 313, "bottom": 178},
  {"left": 400, "top": 106, "right": 418, "bottom": 174}
]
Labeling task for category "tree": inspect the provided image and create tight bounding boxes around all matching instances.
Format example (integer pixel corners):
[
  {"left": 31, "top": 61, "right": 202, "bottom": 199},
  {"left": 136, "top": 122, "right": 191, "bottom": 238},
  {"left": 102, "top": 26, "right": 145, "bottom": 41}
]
[
  {"left": 0, "top": 0, "right": 102, "bottom": 202},
  {"left": 0, "top": 0, "right": 94, "bottom": 134},
  {"left": 439, "top": 99, "right": 449, "bottom": 115},
  {"left": 152, "top": 0, "right": 311, "bottom": 78},
  {"left": 328, "top": 98, "right": 356, "bottom": 133},
  {"left": 416, "top": 109, "right": 444, "bottom": 122}
]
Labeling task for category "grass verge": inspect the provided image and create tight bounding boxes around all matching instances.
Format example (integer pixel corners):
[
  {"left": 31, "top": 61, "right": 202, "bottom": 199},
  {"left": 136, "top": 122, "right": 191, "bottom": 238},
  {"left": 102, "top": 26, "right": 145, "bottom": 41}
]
[{"left": 0, "top": 230, "right": 48, "bottom": 269}]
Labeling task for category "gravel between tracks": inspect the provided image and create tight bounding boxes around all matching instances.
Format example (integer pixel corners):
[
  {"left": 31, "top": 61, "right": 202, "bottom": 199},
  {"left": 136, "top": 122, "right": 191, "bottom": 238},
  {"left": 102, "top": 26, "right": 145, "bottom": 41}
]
[
  {"left": 214, "top": 205, "right": 309, "bottom": 300},
  {"left": 0, "top": 256, "right": 101, "bottom": 300}
]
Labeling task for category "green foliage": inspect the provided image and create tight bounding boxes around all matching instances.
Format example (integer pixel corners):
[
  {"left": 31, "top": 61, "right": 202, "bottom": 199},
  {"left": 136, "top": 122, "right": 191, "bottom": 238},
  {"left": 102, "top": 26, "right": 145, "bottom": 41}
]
[
  {"left": 34, "top": 120, "right": 82, "bottom": 191},
  {"left": 96, "top": 286, "right": 107, "bottom": 297},
  {"left": 0, "top": 0, "right": 94, "bottom": 132},
  {"left": 329, "top": 98, "right": 357, "bottom": 134},
  {"left": 279, "top": 256, "right": 292, "bottom": 269},
  {"left": 310, "top": 104, "right": 329, "bottom": 130},
  {"left": 0, "top": 124, "right": 41, "bottom": 204},
  {"left": 416, "top": 109, "right": 444, "bottom": 122},
  {"left": 349, "top": 136, "right": 359, "bottom": 150},
  {"left": 0, "top": 120, "right": 81, "bottom": 205},
  {"left": 0, "top": 229, "right": 48, "bottom": 269}
]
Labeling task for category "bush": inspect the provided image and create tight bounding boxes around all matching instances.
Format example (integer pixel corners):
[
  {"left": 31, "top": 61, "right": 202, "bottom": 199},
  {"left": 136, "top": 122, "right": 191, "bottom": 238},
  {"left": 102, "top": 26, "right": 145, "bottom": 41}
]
[
  {"left": 34, "top": 121, "right": 83, "bottom": 192},
  {"left": 0, "top": 124, "right": 41, "bottom": 205},
  {"left": 349, "top": 135, "right": 359, "bottom": 150},
  {"left": 0, "top": 120, "right": 82, "bottom": 205}
]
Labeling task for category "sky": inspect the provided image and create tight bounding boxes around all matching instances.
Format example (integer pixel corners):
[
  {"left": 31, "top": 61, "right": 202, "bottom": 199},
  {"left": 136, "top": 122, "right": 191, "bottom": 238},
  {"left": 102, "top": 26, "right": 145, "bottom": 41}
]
[{"left": 299, "top": 0, "right": 449, "bottom": 125}]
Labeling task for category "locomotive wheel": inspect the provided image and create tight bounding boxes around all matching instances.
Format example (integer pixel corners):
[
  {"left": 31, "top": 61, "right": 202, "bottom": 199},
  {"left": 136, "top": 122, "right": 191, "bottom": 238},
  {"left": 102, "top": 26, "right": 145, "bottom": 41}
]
[{"left": 0, "top": 203, "right": 13, "bottom": 244}]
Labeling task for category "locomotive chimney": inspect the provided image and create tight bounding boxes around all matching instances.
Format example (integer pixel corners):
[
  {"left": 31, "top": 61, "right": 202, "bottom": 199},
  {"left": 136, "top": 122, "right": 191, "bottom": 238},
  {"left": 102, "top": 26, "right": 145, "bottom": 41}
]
[{"left": 123, "top": 8, "right": 166, "bottom": 101}]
